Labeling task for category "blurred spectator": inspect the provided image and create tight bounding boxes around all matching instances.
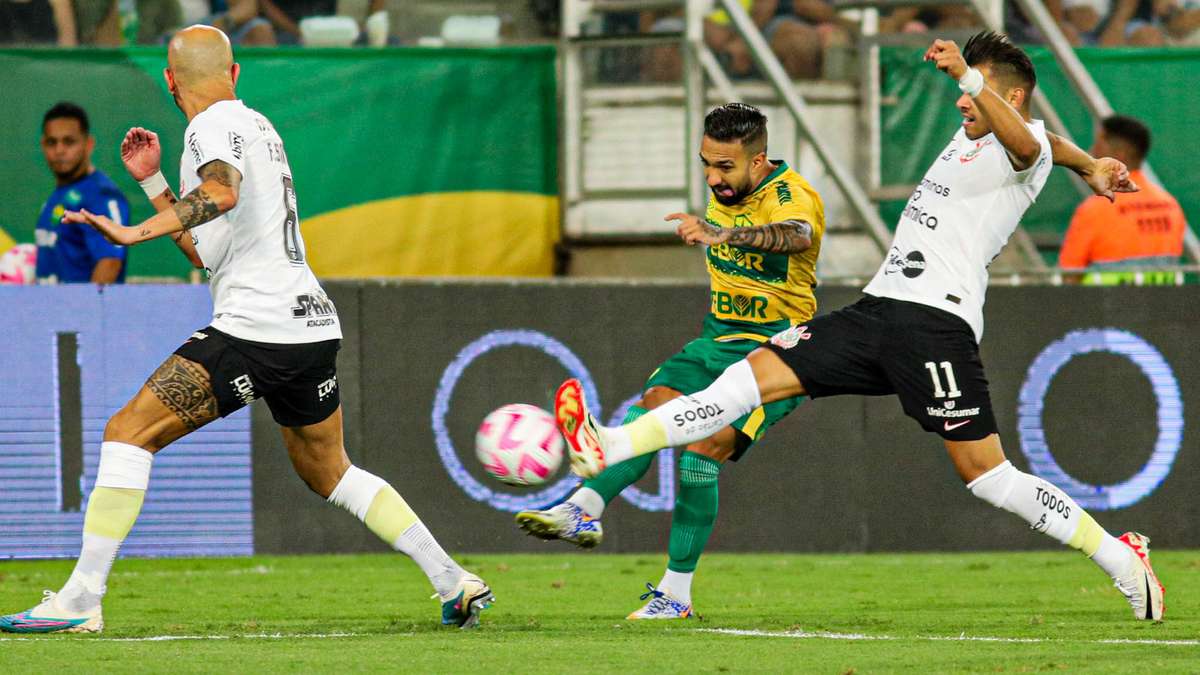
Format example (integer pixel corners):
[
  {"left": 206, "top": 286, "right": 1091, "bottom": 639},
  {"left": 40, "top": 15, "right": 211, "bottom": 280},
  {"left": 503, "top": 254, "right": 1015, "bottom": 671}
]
[
  {"left": 74, "top": 0, "right": 119, "bottom": 44},
  {"left": 1059, "top": 116, "right": 1188, "bottom": 282},
  {"left": 259, "top": 0, "right": 385, "bottom": 44},
  {"left": 705, "top": 0, "right": 850, "bottom": 80},
  {"left": 879, "top": 5, "right": 980, "bottom": 34},
  {"left": 0, "top": 0, "right": 77, "bottom": 45},
  {"left": 529, "top": 0, "right": 558, "bottom": 38},
  {"left": 36, "top": 102, "right": 130, "bottom": 284},
  {"left": 179, "top": 0, "right": 276, "bottom": 45},
  {"left": 1166, "top": 0, "right": 1200, "bottom": 43},
  {"left": 1055, "top": 0, "right": 1171, "bottom": 45},
  {"left": 133, "top": 0, "right": 183, "bottom": 43}
]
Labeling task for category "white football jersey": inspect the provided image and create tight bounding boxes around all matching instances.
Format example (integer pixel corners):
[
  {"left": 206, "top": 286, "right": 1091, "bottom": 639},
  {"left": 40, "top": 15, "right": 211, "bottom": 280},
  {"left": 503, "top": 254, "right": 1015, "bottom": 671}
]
[
  {"left": 179, "top": 99, "right": 341, "bottom": 344},
  {"left": 863, "top": 119, "right": 1053, "bottom": 341}
]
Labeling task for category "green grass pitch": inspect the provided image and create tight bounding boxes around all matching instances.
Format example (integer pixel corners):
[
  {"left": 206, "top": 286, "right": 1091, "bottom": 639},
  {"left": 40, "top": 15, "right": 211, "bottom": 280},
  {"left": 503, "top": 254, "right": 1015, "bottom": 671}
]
[{"left": 1, "top": 551, "right": 1197, "bottom": 672}]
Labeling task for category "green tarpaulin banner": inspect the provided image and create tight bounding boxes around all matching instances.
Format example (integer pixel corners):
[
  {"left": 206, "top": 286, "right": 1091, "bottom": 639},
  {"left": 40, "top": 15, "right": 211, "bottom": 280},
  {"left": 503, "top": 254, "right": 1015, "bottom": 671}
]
[
  {"left": 0, "top": 46, "right": 558, "bottom": 279},
  {"left": 880, "top": 46, "right": 1198, "bottom": 259}
]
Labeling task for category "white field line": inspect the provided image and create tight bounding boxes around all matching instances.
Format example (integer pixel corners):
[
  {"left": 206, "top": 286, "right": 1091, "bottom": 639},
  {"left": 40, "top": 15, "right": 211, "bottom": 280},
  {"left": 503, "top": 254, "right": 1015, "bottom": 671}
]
[
  {"left": 0, "top": 631, "right": 358, "bottom": 643},
  {"left": 701, "top": 627, "right": 1200, "bottom": 647}
]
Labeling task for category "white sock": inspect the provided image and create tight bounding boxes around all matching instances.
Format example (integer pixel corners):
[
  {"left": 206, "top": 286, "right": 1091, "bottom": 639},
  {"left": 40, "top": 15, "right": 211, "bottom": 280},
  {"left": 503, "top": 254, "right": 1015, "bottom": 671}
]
[
  {"left": 395, "top": 522, "right": 466, "bottom": 600},
  {"left": 968, "top": 460, "right": 1125, "bottom": 578},
  {"left": 1092, "top": 534, "right": 1134, "bottom": 579},
  {"left": 651, "top": 360, "right": 761, "bottom": 447},
  {"left": 658, "top": 569, "right": 693, "bottom": 605},
  {"left": 567, "top": 488, "right": 605, "bottom": 518},
  {"left": 328, "top": 465, "right": 465, "bottom": 599},
  {"left": 59, "top": 533, "right": 121, "bottom": 612},
  {"left": 59, "top": 442, "right": 153, "bottom": 612},
  {"left": 601, "top": 360, "right": 762, "bottom": 465}
]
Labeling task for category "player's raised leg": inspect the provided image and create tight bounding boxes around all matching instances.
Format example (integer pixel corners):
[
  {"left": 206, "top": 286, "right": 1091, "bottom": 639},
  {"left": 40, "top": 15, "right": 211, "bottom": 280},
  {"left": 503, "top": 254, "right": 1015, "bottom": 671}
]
[
  {"left": 556, "top": 348, "right": 803, "bottom": 478},
  {"left": 283, "top": 408, "right": 493, "bottom": 628},
  {"left": 950, "top": 436, "right": 1164, "bottom": 621},
  {"left": 0, "top": 355, "right": 217, "bottom": 634}
]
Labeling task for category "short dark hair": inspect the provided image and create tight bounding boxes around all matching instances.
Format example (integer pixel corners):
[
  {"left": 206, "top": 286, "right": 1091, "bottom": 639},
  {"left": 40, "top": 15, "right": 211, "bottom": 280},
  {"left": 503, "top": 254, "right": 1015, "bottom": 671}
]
[
  {"left": 963, "top": 31, "right": 1036, "bottom": 96},
  {"left": 43, "top": 101, "right": 90, "bottom": 135},
  {"left": 704, "top": 103, "right": 767, "bottom": 153},
  {"left": 1101, "top": 115, "right": 1151, "bottom": 161}
]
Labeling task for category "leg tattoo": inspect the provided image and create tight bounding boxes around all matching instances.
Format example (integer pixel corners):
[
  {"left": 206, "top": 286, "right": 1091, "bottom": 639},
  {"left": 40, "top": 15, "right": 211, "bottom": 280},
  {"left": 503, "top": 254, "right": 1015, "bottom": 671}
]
[{"left": 146, "top": 355, "right": 218, "bottom": 430}]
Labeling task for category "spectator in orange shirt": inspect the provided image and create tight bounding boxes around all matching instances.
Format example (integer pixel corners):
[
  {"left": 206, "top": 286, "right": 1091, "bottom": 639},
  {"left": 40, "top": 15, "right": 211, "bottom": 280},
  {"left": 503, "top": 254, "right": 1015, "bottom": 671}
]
[{"left": 1058, "top": 115, "right": 1189, "bottom": 283}]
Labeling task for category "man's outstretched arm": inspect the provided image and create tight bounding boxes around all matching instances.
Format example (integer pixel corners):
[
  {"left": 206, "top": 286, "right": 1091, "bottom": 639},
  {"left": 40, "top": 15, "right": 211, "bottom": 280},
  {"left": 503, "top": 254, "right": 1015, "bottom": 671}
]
[
  {"left": 64, "top": 160, "right": 241, "bottom": 247},
  {"left": 668, "top": 212, "right": 813, "bottom": 254},
  {"left": 1046, "top": 131, "right": 1139, "bottom": 202}
]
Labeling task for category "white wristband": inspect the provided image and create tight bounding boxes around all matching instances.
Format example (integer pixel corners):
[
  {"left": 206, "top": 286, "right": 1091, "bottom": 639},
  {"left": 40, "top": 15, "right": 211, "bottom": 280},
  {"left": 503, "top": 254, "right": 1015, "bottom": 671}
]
[
  {"left": 138, "top": 171, "right": 169, "bottom": 199},
  {"left": 958, "top": 67, "right": 984, "bottom": 98}
]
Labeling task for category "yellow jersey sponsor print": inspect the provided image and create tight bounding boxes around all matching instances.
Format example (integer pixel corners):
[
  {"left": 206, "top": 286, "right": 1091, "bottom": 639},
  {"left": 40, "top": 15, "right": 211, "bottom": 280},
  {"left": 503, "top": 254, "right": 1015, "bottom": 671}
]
[{"left": 705, "top": 161, "right": 825, "bottom": 329}]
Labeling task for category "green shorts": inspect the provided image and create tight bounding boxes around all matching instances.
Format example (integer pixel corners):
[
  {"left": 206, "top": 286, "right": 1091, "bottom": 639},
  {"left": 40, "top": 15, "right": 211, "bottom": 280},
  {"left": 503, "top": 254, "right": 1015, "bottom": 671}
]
[{"left": 644, "top": 332, "right": 803, "bottom": 460}]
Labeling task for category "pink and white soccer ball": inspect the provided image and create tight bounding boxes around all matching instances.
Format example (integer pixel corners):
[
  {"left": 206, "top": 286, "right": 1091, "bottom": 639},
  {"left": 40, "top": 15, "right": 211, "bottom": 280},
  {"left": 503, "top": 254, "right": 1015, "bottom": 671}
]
[
  {"left": 0, "top": 244, "right": 36, "bottom": 285},
  {"left": 475, "top": 404, "right": 564, "bottom": 487}
]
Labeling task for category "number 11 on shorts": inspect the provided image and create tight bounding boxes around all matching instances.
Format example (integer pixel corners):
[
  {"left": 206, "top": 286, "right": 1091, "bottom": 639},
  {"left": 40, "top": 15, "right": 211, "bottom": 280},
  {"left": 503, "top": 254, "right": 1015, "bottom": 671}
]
[{"left": 924, "top": 361, "right": 962, "bottom": 399}]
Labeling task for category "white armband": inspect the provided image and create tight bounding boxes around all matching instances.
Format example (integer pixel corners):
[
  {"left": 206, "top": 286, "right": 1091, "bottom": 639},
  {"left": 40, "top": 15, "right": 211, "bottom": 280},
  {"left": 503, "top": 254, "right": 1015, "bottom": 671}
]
[
  {"left": 138, "top": 171, "right": 170, "bottom": 199},
  {"left": 958, "top": 67, "right": 985, "bottom": 98}
]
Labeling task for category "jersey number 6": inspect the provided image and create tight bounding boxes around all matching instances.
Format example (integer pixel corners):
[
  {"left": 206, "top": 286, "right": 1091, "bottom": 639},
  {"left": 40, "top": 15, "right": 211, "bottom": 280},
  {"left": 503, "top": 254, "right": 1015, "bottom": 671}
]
[{"left": 282, "top": 175, "right": 304, "bottom": 264}]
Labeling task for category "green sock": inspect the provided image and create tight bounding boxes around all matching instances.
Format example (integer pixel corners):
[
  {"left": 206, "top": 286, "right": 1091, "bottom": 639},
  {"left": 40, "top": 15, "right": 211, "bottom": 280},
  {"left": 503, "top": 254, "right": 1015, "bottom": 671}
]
[
  {"left": 668, "top": 451, "right": 721, "bottom": 573},
  {"left": 582, "top": 405, "right": 655, "bottom": 504}
]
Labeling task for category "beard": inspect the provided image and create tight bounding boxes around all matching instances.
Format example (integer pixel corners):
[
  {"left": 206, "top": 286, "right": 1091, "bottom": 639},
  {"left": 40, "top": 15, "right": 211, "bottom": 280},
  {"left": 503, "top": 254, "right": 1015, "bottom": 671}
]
[
  {"left": 51, "top": 159, "right": 86, "bottom": 183},
  {"left": 710, "top": 182, "right": 748, "bottom": 206}
]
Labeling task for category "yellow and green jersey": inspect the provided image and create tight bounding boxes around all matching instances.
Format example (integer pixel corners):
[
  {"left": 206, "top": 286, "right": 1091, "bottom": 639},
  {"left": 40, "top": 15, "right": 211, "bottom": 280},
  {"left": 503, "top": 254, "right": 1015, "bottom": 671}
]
[{"left": 703, "top": 161, "right": 825, "bottom": 341}]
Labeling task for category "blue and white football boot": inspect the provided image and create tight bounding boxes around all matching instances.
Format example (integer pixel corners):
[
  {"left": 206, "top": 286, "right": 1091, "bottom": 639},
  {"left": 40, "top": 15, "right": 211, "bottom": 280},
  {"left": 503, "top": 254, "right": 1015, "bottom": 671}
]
[
  {"left": 0, "top": 590, "right": 103, "bottom": 634},
  {"left": 626, "top": 583, "right": 694, "bottom": 620},
  {"left": 514, "top": 502, "right": 603, "bottom": 549}
]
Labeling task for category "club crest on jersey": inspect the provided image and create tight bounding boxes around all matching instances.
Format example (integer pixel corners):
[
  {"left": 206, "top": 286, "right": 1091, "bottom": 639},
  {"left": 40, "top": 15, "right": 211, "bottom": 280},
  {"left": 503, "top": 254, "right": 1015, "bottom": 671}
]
[
  {"left": 959, "top": 140, "right": 993, "bottom": 164},
  {"left": 770, "top": 324, "right": 810, "bottom": 349}
]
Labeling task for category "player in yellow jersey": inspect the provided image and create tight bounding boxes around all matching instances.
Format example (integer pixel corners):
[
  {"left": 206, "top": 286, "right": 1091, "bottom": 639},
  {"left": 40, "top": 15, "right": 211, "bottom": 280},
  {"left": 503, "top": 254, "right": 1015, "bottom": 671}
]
[{"left": 516, "top": 103, "right": 823, "bottom": 618}]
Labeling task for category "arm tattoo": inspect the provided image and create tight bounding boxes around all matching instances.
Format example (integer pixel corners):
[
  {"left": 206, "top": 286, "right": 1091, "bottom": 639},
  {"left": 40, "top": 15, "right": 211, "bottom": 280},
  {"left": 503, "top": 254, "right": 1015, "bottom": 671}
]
[
  {"left": 171, "top": 160, "right": 242, "bottom": 231},
  {"left": 161, "top": 193, "right": 189, "bottom": 243},
  {"left": 171, "top": 187, "right": 222, "bottom": 231},
  {"left": 145, "top": 355, "right": 219, "bottom": 431},
  {"left": 724, "top": 219, "right": 814, "bottom": 253}
]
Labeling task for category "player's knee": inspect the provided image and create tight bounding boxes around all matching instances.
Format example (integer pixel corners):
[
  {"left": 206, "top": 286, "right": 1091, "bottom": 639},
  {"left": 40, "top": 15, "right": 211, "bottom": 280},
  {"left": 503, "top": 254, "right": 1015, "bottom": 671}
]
[
  {"left": 642, "top": 386, "right": 682, "bottom": 409},
  {"left": 103, "top": 408, "right": 155, "bottom": 452}
]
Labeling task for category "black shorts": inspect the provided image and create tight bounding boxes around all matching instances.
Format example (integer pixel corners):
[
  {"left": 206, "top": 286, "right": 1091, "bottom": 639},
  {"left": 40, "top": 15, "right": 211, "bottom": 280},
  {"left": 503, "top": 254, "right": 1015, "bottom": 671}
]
[
  {"left": 763, "top": 295, "right": 997, "bottom": 441},
  {"left": 174, "top": 326, "right": 341, "bottom": 427}
]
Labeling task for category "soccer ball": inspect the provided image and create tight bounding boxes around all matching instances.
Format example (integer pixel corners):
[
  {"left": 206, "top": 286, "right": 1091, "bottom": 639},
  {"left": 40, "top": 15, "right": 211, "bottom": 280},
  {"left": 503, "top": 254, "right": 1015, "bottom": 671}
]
[
  {"left": 475, "top": 404, "right": 564, "bottom": 487},
  {"left": 0, "top": 243, "right": 36, "bottom": 285}
]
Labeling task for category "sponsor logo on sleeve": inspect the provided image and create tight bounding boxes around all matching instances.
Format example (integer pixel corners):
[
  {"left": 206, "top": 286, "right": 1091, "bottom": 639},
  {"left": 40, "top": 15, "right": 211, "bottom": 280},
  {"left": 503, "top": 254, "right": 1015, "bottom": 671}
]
[
  {"left": 188, "top": 132, "right": 204, "bottom": 165},
  {"left": 228, "top": 132, "right": 244, "bottom": 160}
]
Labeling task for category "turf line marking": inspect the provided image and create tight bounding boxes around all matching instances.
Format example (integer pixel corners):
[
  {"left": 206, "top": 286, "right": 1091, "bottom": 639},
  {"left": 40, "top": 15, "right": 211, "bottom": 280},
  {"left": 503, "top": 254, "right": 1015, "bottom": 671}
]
[
  {"left": 0, "top": 632, "right": 357, "bottom": 643},
  {"left": 700, "top": 628, "right": 1200, "bottom": 647}
]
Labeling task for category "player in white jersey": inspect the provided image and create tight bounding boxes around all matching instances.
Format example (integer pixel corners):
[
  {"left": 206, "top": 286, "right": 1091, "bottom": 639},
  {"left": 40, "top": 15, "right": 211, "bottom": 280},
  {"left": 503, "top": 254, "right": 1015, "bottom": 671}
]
[
  {"left": 550, "top": 32, "right": 1164, "bottom": 622},
  {"left": 0, "top": 26, "right": 492, "bottom": 634}
]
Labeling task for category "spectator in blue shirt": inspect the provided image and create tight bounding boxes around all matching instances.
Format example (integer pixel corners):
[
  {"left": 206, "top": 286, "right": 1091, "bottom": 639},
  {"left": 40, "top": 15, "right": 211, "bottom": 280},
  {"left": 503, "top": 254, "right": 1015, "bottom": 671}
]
[{"left": 36, "top": 102, "right": 130, "bottom": 284}]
